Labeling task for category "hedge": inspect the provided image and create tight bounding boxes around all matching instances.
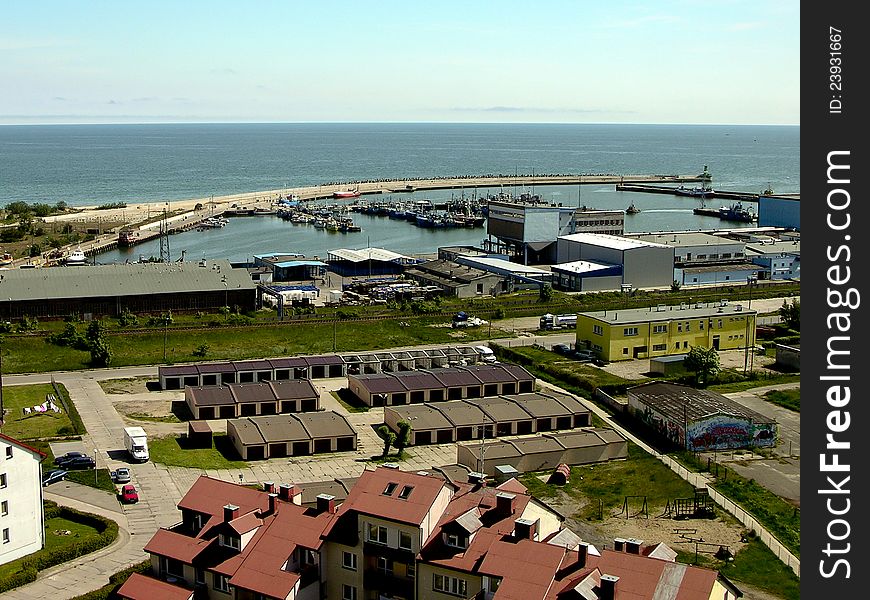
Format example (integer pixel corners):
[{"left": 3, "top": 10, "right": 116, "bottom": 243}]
[{"left": 0, "top": 502, "right": 119, "bottom": 594}]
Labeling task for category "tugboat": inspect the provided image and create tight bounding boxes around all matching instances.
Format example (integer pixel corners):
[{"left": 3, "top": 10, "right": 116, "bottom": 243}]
[{"left": 625, "top": 202, "right": 641, "bottom": 214}]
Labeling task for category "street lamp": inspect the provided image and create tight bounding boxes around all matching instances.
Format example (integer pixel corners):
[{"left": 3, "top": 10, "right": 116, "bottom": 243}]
[
  {"left": 163, "top": 315, "right": 170, "bottom": 362},
  {"left": 743, "top": 276, "right": 757, "bottom": 374}
]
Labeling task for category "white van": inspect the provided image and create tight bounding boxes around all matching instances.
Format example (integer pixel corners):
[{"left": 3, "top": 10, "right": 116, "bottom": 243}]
[{"left": 474, "top": 345, "right": 497, "bottom": 363}]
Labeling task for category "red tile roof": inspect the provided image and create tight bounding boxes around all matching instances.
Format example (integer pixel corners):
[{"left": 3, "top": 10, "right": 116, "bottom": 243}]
[
  {"left": 336, "top": 466, "right": 449, "bottom": 526},
  {"left": 143, "top": 528, "right": 214, "bottom": 563},
  {"left": 0, "top": 433, "right": 47, "bottom": 459},
  {"left": 177, "top": 475, "right": 268, "bottom": 518},
  {"left": 479, "top": 539, "right": 566, "bottom": 600},
  {"left": 116, "top": 573, "right": 194, "bottom": 600}
]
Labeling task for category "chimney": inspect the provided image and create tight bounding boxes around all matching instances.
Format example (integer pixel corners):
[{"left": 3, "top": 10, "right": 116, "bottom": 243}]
[
  {"left": 468, "top": 471, "right": 487, "bottom": 485},
  {"left": 626, "top": 538, "right": 643, "bottom": 554},
  {"left": 277, "top": 483, "right": 295, "bottom": 501},
  {"left": 317, "top": 494, "right": 336, "bottom": 514},
  {"left": 613, "top": 537, "right": 626, "bottom": 552},
  {"left": 223, "top": 504, "right": 239, "bottom": 522},
  {"left": 576, "top": 542, "right": 589, "bottom": 568},
  {"left": 600, "top": 574, "right": 619, "bottom": 600},
  {"left": 514, "top": 518, "right": 537, "bottom": 541},
  {"left": 268, "top": 493, "right": 278, "bottom": 514},
  {"left": 263, "top": 481, "right": 274, "bottom": 493},
  {"left": 496, "top": 492, "right": 516, "bottom": 515}
]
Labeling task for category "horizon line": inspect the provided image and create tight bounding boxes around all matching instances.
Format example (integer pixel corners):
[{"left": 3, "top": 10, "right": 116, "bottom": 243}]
[{"left": 0, "top": 119, "right": 800, "bottom": 127}]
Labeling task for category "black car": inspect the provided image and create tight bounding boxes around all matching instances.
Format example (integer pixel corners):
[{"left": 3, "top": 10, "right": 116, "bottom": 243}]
[
  {"left": 42, "top": 469, "right": 68, "bottom": 486},
  {"left": 64, "top": 456, "right": 96, "bottom": 470},
  {"left": 591, "top": 357, "right": 610, "bottom": 367},
  {"left": 552, "top": 343, "right": 572, "bottom": 355},
  {"left": 54, "top": 451, "right": 87, "bottom": 465},
  {"left": 571, "top": 349, "right": 595, "bottom": 362}
]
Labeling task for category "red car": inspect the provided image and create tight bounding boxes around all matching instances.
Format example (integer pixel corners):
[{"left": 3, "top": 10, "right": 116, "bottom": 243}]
[{"left": 120, "top": 484, "right": 139, "bottom": 504}]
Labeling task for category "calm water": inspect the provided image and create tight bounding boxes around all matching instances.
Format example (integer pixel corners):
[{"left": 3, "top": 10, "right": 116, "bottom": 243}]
[{"left": 0, "top": 123, "right": 799, "bottom": 261}]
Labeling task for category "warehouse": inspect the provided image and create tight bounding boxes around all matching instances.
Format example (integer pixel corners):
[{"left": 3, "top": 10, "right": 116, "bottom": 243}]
[
  {"left": 631, "top": 232, "right": 746, "bottom": 266},
  {"left": 404, "top": 259, "right": 506, "bottom": 298},
  {"left": 456, "top": 428, "right": 629, "bottom": 476},
  {"left": 745, "top": 239, "right": 801, "bottom": 280},
  {"left": 0, "top": 259, "right": 256, "bottom": 320},
  {"left": 326, "top": 247, "right": 420, "bottom": 277},
  {"left": 674, "top": 263, "right": 764, "bottom": 287},
  {"left": 226, "top": 411, "right": 357, "bottom": 460},
  {"left": 556, "top": 233, "right": 674, "bottom": 290},
  {"left": 551, "top": 260, "right": 623, "bottom": 292},
  {"left": 627, "top": 382, "right": 777, "bottom": 451},
  {"left": 184, "top": 380, "right": 320, "bottom": 420}
]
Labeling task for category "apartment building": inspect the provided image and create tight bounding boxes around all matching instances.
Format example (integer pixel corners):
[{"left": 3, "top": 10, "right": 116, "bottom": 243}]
[{"left": 0, "top": 434, "right": 46, "bottom": 566}]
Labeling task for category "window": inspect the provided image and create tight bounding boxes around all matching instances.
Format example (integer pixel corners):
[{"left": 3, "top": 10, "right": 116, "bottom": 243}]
[
  {"left": 5, "top": 447, "right": 11, "bottom": 459},
  {"left": 367, "top": 523, "right": 388, "bottom": 545},
  {"left": 195, "top": 569, "right": 206, "bottom": 585},
  {"left": 683, "top": 341, "right": 688, "bottom": 348},
  {"left": 445, "top": 532, "right": 468, "bottom": 549},
  {"left": 622, "top": 347, "right": 628, "bottom": 355},
  {"left": 399, "top": 531, "right": 413, "bottom": 551},
  {"left": 221, "top": 533, "right": 240, "bottom": 550},
  {"left": 718, "top": 319, "right": 723, "bottom": 328},
  {"left": 685, "top": 322, "right": 691, "bottom": 331},
  {"left": 593, "top": 325, "right": 603, "bottom": 335},
  {"left": 342, "top": 584, "right": 357, "bottom": 600},
  {"left": 652, "top": 325, "right": 667, "bottom": 333},
  {"left": 652, "top": 344, "right": 667, "bottom": 351},
  {"left": 407, "top": 562, "right": 416, "bottom": 579},
  {"left": 383, "top": 482, "right": 398, "bottom": 496},
  {"left": 2, "top": 528, "right": 8, "bottom": 544},
  {"left": 434, "top": 573, "right": 467, "bottom": 597},
  {"left": 342, "top": 551, "right": 357, "bottom": 571},
  {"left": 377, "top": 556, "right": 393, "bottom": 576},
  {"left": 399, "top": 485, "right": 414, "bottom": 500},
  {"left": 0, "top": 473, "right": 6, "bottom": 488},
  {"left": 214, "top": 573, "right": 230, "bottom": 593},
  {"left": 677, "top": 323, "right": 682, "bottom": 332},
  {"left": 161, "top": 557, "right": 185, "bottom": 579},
  {"left": 623, "top": 327, "right": 638, "bottom": 336},
  {"left": 699, "top": 321, "right": 704, "bottom": 330}
]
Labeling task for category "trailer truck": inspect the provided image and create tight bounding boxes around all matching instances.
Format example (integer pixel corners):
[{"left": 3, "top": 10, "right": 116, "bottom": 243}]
[
  {"left": 123, "top": 426, "right": 149, "bottom": 462},
  {"left": 539, "top": 313, "right": 577, "bottom": 330}
]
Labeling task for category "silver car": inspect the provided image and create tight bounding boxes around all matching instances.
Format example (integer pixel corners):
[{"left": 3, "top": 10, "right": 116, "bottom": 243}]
[{"left": 111, "top": 467, "right": 132, "bottom": 483}]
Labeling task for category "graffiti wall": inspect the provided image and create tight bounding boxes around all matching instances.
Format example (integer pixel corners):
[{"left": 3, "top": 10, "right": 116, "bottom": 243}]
[{"left": 687, "top": 415, "right": 777, "bottom": 451}]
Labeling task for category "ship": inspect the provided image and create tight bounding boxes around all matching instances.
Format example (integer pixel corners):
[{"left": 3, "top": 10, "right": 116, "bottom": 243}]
[
  {"left": 625, "top": 203, "right": 640, "bottom": 214},
  {"left": 65, "top": 248, "right": 87, "bottom": 266},
  {"left": 718, "top": 202, "right": 757, "bottom": 222},
  {"left": 333, "top": 190, "right": 361, "bottom": 199},
  {"left": 118, "top": 228, "right": 140, "bottom": 247}
]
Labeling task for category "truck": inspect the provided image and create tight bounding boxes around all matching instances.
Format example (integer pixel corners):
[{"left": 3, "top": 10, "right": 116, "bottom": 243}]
[
  {"left": 473, "top": 345, "right": 497, "bottom": 363},
  {"left": 539, "top": 313, "right": 577, "bottom": 330},
  {"left": 123, "top": 426, "right": 149, "bottom": 462}
]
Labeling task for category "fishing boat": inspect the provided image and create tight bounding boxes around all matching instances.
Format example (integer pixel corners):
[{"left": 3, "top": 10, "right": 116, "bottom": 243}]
[
  {"left": 199, "top": 216, "right": 228, "bottom": 229},
  {"left": 65, "top": 248, "right": 87, "bottom": 266},
  {"left": 625, "top": 203, "right": 640, "bottom": 214},
  {"left": 118, "top": 228, "right": 139, "bottom": 246},
  {"left": 718, "top": 202, "right": 757, "bottom": 223},
  {"left": 333, "top": 190, "right": 361, "bottom": 199}
]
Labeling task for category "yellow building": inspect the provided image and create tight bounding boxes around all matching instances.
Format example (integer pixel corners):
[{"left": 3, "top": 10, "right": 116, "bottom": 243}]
[{"left": 576, "top": 302, "right": 756, "bottom": 362}]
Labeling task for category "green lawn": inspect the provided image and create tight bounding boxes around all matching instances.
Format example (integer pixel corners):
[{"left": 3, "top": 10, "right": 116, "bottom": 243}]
[
  {"left": 149, "top": 435, "right": 248, "bottom": 469},
  {"left": 520, "top": 442, "right": 695, "bottom": 520},
  {"left": 707, "top": 374, "right": 801, "bottom": 394},
  {"left": 763, "top": 388, "right": 800, "bottom": 412},
  {"left": 42, "top": 516, "right": 103, "bottom": 551},
  {"left": 0, "top": 383, "right": 77, "bottom": 439},
  {"left": 330, "top": 389, "right": 370, "bottom": 413}
]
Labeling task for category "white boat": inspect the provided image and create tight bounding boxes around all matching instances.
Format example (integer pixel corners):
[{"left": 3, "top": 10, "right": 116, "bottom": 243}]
[{"left": 65, "top": 248, "right": 87, "bottom": 266}]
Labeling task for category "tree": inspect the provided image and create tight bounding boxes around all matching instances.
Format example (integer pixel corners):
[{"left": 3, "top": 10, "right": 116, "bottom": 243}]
[
  {"left": 395, "top": 421, "right": 412, "bottom": 456},
  {"left": 85, "top": 319, "right": 112, "bottom": 367},
  {"left": 671, "top": 280, "right": 682, "bottom": 291},
  {"left": 377, "top": 425, "right": 397, "bottom": 458},
  {"left": 778, "top": 298, "right": 800, "bottom": 331},
  {"left": 684, "top": 346, "right": 720, "bottom": 387},
  {"left": 539, "top": 283, "right": 553, "bottom": 302}
]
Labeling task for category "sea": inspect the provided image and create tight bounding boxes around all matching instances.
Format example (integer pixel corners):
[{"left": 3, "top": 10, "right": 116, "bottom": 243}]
[{"left": 0, "top": 123, "right": 799, "bottom": 263}]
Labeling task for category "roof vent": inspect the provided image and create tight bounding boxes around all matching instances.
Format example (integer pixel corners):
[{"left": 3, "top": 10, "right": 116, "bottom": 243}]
[
  {"left": 382, "top": 462, "right": 400, "bottom": 470},
  {"left": 468, "top": 471, "right": 487, "bottom": 485}
]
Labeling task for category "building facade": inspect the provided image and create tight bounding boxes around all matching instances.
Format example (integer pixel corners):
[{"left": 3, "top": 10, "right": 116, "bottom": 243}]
[
  {"left": 0, "top": 434, "right": 45, "bottom": 566},
  {"left": 576, "top": 302, "right": 756, "bottom": 362}
]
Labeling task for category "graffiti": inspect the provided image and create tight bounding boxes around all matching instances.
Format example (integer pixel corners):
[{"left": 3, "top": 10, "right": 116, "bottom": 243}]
[{"left": 687, "top": 415, "right": 777, "bottom": 451}]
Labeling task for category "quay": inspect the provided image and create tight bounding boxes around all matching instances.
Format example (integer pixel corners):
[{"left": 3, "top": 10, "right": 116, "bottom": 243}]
[{"left": 615, "top": 183, "right": 765, "bottom": 202}]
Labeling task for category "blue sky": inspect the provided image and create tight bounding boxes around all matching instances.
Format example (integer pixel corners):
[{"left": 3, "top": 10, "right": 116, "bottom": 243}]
[{"left": 1, "top": 0, "right": 799, "bottom": 125}]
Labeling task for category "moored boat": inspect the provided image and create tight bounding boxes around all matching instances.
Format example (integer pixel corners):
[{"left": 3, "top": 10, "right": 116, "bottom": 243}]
[
  {"left": 118, "top": 228, "right": 139, "bottom": 246},
  {"left": 333, "top": 190, "right": 361, "bottom": 199},
  {"left": 625, "top": 203, "right": 640, "bottom": 214},
  {"left": 65, "top": 248, "right": 87, "bottom": 266}
]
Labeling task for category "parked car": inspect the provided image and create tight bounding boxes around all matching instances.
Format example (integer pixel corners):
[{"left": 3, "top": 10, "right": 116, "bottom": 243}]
[
  {"left": 64, "top": 456, "right": 96, "bottom": 470},
  {"left": 111, "top": 467, "right": 131, "bottom": 484},
  {"left": 552, "top": 343, "right": 572, "bottom": 355},
  {"left": 592, "top": 357, "right": 610, "bottom": 367},
  {"left": 571, "top": 350, "right": 595, "bottom": 362},
  {"left": 120, "top": 484, "right": 139, "bottom": 504},
  {"left": 54, "top": 451, "right": 87, "bottom": 465},
  {"left": 42, "top": 469, "right": 68, "bottom": 487}
]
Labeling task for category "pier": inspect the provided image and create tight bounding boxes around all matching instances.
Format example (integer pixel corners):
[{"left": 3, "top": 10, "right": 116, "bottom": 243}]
[{"left": 615, "top": 183, "right": 763, "bottom": 202}]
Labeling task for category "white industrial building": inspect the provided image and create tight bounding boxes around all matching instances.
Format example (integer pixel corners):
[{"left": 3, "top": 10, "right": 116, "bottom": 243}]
[
  {"left": 0, "top": 434, "right": 45, "bottom": 566},
  {"left": 746, "top": 239, "right": 801, "bottom": 280},
  {"left": 556, "top": 233, "right": 674, "bottom": 290},
  {"left": 630, "top": 232, "right": 746, "bottom": 266}
]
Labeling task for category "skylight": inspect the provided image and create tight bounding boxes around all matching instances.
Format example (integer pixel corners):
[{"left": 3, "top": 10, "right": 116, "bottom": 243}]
[
  {"left": 383, "top": 482, "right": 398, "bottom": 496},
  {"left": 398, "top": 485, "right": 414, "bottom": 499}
]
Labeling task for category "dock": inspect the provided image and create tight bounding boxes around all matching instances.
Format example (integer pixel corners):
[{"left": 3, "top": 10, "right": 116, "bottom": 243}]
[{"left": 615, "top": 183, "right": 762, "bottom": 202}]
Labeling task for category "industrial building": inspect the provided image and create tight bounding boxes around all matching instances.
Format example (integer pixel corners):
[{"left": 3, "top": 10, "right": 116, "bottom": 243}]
[
  {"left": 347, "top": 364, "right": 536, "bottom": 407},
  {"left": 252, "top": 252, "right": 327, "bottom": 281},
  {"left": 758, "top": 194, "right": 800, "bottom": 230},
  {"left": 184, "top": 379, "right": 320, "bottom": 420},
  {"left": 226, "top": 411, "right": 357, "bottom": 460},
  {"left": 630, "top": 232, "right": 746, "bottom": 266},
  {"left": 746, "top": 239, "right": 800, "bottom": 280},
  {"left": 674, "top": 263, "right": 765, "bottom": 287},
  {"left": 453, "top": 255, "right": 555, "bottom": 289},
  {"left": 555, "top": 233, "right": 674, "bottom": 290},
  {"left": 627, "top": 382, "right": 777, "bottom": 451},
  {"left": 484, "top": 200, "right": 625, "bottom": 264},
  {"left": 403, "top": 259, "right": 506, "bottom": 297},
  {"left": 575, "top": 301, "right": 756, "bottom": 361},
  {"left": 326, "top": 247, "right": 420, "bottom": 277},
  {"left": 0, "top": 259, "right": 256, "bottom": 320}
]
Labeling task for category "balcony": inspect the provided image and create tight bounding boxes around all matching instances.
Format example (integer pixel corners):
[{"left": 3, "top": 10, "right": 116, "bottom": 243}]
[
  {"left": 363, "top": 541, "right": 415, "bottom": 561},
  {"left": 363, "top": 569, "right": 415, "bottom": 598}
]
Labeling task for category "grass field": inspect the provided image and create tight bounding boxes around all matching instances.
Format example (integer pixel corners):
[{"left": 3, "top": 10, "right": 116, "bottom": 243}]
[
  {"left": 763, "top": 388, "right": 800, "bottom": 412},
  {"left": 1, "top": 384, "right": 77, "bottom": 439},
  {"left": 149, "top": 434, "right": 247, "bottom": 469}
]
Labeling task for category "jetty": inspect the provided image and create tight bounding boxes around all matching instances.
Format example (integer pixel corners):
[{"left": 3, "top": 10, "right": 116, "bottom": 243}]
[{"left": 615, "top": 183, "right": 763, "bottom": 202}]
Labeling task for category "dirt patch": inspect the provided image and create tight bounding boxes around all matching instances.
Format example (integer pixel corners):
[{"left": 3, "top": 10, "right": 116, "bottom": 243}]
[
  {"left": 113, "top": 397, "right": 177, "bottom": 421},
  {"left": 98, "top": 376, "right": 154, "bottom": 395}
]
